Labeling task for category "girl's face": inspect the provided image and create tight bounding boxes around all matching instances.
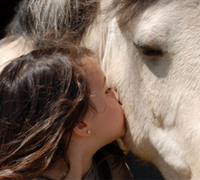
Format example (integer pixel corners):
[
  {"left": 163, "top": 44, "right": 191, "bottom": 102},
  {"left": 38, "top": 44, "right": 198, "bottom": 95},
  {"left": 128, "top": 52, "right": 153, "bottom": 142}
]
[{"left": 83, "top": 56, "right": 126, "bottom": 147}]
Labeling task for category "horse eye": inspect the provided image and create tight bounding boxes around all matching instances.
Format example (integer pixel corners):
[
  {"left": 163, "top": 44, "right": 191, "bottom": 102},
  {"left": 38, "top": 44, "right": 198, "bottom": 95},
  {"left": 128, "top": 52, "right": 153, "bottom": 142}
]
[{"left": 135, "top": 44, "right": 164, "bottom": 59}]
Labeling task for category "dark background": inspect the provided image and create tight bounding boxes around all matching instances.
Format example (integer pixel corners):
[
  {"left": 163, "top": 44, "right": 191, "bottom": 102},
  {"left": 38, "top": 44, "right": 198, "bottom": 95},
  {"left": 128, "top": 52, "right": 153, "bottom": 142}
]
[
  {"left": 0, "top": 1, "right": 164, "bottom": 179},
  {"left": 0, "top": 0, "right": 19, "bottom": 39}
]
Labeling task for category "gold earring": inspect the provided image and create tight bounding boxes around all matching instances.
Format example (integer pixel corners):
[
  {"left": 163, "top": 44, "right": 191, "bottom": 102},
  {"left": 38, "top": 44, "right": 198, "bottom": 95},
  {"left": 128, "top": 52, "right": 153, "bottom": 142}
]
[{"left": 86, "top": 130, "right": 91, "bottom": 134}]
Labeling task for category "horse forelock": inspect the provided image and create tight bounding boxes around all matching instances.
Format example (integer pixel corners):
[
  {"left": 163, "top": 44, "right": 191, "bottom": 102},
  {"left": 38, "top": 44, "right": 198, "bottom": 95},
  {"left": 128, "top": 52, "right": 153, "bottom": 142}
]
[
  {"left": 109, "top": 0, "right": 158, "bottom": 25},
  {"left": 5, "top": 0, "right": 99, "bottom": 48}
]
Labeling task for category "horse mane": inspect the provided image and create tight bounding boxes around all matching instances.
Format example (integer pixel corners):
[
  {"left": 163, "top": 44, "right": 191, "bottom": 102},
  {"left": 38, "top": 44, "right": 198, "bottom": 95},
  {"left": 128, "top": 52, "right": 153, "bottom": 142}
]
[
  {"left": 108, "top": 0, "right": 158, "bottom": 25},
  {"left": 4, "top": 0, "right": 157, "bottom": 48},
  {"left": 5, "top": 0, "right": 98, "bottom": 48}
]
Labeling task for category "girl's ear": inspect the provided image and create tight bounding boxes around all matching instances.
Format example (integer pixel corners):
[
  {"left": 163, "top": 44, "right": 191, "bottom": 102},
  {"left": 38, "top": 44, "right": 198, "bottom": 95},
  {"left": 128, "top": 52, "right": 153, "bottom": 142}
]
[{"left": 74, "top": 120, "right": 91, "bottom": 137}]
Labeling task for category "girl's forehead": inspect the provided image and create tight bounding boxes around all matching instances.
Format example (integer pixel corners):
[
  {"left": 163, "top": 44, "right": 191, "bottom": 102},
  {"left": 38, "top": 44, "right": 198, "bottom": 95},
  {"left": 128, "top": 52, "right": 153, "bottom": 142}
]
[
  {"left": 82, "top": 56, "right": 100, "bottom": 74},
  {"left": 82, "top": 56, "right": 104, "bottom": 83},
  {"left": 84, "top": 56, "right": 99, "bottom": 67}
]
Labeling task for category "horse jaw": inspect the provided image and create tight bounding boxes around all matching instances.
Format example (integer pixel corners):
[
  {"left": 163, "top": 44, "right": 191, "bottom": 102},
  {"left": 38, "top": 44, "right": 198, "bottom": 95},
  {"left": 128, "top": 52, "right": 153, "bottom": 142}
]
[{"left": 83, "top": 0, "right": 200, "bottom": 179}]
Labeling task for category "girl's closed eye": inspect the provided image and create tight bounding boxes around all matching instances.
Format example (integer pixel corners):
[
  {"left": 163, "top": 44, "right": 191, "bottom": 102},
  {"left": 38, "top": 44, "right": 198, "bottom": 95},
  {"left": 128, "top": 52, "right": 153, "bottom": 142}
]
[{"left": 105, "top": 88, "right": 112, "bottom": 94}]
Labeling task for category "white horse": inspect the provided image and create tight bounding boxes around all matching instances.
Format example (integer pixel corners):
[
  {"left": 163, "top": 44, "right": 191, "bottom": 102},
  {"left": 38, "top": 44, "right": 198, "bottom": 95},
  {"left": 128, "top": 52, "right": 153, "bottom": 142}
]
[{"left": 1, "top": 0, "right": 200, "bottom": 179}]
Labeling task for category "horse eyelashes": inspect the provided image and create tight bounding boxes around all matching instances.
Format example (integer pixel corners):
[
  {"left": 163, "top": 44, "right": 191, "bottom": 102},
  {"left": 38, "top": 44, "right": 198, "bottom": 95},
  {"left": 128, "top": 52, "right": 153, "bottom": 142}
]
[{"left": 134, "top": 43, "right": 164, "bottom": 59}]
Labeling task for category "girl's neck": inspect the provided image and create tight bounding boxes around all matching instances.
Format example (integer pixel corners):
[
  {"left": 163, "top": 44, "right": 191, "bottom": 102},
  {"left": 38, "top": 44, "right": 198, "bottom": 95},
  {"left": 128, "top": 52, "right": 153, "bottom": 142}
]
[
  {"left": 64, "top": 136, "right": 98, "bottom": 180},
  {"left": 41, "top": 146, "right": 93, "bottom": 180}
]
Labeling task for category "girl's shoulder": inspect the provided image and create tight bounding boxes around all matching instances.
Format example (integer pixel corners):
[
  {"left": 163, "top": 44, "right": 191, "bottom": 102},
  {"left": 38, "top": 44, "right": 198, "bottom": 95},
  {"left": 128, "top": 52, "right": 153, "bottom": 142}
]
[{"left": 108, "top": 160, "right": 134, "bottom": 180}]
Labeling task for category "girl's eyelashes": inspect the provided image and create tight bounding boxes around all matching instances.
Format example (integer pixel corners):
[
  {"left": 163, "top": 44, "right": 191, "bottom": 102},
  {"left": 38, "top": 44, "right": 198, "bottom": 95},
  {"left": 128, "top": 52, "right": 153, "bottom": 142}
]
[{"left": 105, "top": 88, "right": 112, "bottom": 94}]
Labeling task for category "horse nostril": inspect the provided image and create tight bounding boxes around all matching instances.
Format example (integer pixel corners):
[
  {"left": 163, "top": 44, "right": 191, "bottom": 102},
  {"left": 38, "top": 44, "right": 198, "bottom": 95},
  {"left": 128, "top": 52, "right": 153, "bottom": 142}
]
[{"left": 118, "top": 101, "right": 122, "bottom": 105}]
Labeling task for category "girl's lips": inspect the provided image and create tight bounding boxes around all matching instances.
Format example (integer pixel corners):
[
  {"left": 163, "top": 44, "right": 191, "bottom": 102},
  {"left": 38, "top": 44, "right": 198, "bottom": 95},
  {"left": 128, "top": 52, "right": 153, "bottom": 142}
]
[{"left": 113, "top": 87, "right": 122, "bottom": 105}]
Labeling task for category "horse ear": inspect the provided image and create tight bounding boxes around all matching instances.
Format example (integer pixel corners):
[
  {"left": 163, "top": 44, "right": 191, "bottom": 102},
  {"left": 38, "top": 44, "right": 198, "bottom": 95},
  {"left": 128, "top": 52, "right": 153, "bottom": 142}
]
[{"left": 74, "top": 121, "right": 91, "bottom": 137}]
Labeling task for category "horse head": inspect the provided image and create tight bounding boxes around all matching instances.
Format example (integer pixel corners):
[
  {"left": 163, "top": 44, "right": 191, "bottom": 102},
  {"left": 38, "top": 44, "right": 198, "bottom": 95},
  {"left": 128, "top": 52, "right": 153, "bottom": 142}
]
[{"left": 83, "top": 0, "right": 200, "bottom": 179}]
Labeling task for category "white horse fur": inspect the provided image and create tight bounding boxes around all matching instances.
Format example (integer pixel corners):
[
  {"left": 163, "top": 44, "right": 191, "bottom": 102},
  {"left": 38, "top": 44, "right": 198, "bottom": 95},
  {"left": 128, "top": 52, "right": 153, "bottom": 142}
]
[{"left": 1, "top": 0, "right": 200, "bottom": 179}]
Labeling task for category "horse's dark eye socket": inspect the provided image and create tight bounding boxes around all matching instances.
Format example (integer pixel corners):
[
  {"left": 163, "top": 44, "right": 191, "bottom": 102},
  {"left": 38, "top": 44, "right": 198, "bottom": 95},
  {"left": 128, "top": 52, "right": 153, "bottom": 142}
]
[{"left": 135, "top": 44, "right": 164, "bottom": 59}]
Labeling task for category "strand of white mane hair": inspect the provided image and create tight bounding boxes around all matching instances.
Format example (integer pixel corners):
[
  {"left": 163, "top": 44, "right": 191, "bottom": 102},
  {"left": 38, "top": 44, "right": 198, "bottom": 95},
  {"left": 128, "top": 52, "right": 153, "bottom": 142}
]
[{"left": 81, "top": 0, "right": 117, "bottom": 69}]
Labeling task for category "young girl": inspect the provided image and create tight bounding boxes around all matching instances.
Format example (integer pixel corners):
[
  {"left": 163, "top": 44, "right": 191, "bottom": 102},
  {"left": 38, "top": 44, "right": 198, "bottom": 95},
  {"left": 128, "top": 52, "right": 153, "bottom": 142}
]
[{"left": 0, "top": 45, "right": 133, "bottom": 180}]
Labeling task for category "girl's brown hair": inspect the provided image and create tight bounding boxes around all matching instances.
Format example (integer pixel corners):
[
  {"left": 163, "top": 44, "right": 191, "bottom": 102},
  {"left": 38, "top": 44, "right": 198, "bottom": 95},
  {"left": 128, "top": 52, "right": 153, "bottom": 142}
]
[
  {"left": 0, "top": 46, "right": 125, "bottom": 180},
  {"left": 0, "top": 46, "right": 91, "bottom": 179}
]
